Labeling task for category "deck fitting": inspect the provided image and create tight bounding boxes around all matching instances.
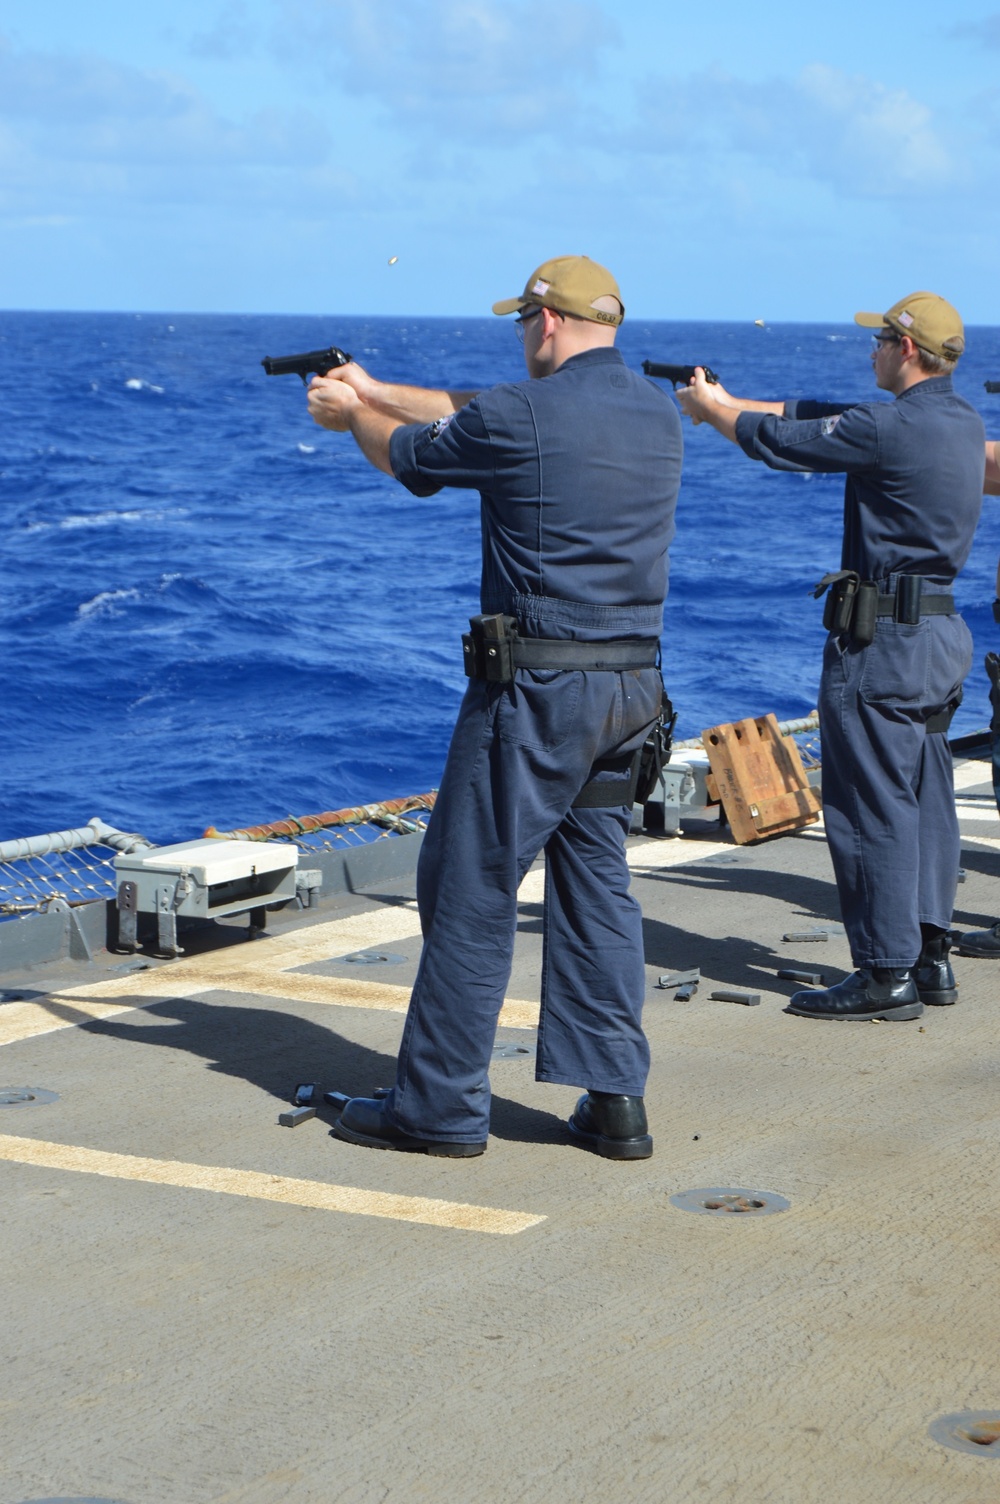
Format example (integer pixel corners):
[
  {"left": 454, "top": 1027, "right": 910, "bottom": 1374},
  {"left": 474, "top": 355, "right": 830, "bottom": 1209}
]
[
  {"left": 491, "top": 1042, "right": 534, "bottom": 1060},
  {"left": 670, "top": 1187, "right": 790, "bottom": 1216},
  {"left": 0, "top": 1086, "right": 59, "bottom": 1108},
  {"left": 929, "top": 1411, "right": 1000, "bottom": 1457}
]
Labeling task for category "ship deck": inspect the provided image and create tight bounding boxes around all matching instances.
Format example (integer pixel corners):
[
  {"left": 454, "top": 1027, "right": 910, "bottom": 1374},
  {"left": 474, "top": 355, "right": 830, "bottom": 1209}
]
[{"left": 2, "top": 757, "right": 999, "bottom": 1504}]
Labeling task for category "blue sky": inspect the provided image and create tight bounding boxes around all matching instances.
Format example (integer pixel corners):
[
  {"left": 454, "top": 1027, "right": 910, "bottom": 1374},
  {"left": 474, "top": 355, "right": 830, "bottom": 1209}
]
[{"left": 3, "top": 0, "right": 1000, "bottom": 320}]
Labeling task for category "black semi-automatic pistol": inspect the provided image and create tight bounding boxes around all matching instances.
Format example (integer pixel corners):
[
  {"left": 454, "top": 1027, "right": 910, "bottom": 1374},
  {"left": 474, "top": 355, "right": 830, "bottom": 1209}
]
[
  {"left": 261, "top": 345, "right": 352, "bottom": 383},
  {"left": 642, "top": 360, "right": 719, "bottom": 388}
]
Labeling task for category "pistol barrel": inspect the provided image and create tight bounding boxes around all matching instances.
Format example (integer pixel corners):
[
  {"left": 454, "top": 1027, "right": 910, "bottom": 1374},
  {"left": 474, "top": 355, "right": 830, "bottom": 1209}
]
[{"left": 261, "top": 345, "right": 352, "bottom": 379}]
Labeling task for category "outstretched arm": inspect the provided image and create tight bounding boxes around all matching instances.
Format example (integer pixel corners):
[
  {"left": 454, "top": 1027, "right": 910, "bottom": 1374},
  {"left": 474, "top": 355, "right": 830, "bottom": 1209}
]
[
  {"left": 985, "top": 440, "right": 1000, "bottom": 496},
  {"left": 314, "top": 360, "right": 477, "bottom": 423},
  {"left": 673, "top": 368, "right": 784, "bottom": 442},
  {"left": 306, "top": 379, "right": 398, "bottom": 475}
]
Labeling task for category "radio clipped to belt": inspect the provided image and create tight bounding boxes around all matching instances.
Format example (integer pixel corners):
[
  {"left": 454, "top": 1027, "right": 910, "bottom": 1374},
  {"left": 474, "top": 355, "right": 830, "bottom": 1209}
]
[
  {"left": 812, "top": 570, "right": 878, "bottom": 645},
  {"left": 812, "top": 571, "right": 953, "bottom": 643}
]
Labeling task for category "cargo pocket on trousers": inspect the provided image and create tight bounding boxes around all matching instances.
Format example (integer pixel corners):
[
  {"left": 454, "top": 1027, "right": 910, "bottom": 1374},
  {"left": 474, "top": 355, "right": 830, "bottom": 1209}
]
[
  {"left": 497, "top": 670, "right": 583, "bottom": 751},
  {"left": 858, "top": 622, "right": 930, "bottom": 705}
]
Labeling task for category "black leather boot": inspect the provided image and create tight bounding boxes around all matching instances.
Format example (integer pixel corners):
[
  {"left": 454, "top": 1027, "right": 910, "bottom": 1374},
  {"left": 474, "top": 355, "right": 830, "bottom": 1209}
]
[
  {"left": 913, "top": 929, "right": 958, "bottom": 1005},
  {"left": 786, "top": 967, "right": 923, "bottom": 1021},
  {"left": 567, "top": 1091, "right": 653, "bottom": 1159},
  {"left": 333, "top": 1096, "right": 487, "bottom": 1157},
  {"left": 955, "top": 921, "right": 1000, "bottom": 958}
]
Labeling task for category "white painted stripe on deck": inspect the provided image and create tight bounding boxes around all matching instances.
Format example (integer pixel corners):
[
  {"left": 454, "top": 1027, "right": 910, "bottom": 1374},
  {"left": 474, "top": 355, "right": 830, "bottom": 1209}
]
[
  {"left": 0, "top": 1134, "right": 545, "bottom": 1235},
  {"left": 2, "top": 833, "right": 747, "bottom": 1048},
  {"left": 954, "top": 758, "right": 993, "bottom": 792}
]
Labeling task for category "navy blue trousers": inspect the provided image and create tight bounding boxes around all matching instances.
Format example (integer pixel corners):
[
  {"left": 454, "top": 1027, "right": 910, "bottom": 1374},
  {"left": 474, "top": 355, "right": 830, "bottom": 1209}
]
[
  {"left": 988, "top": 656, "right": 1000, "bottom": 811},
  {"left": 818, "top": 614, "right": 972, "bottom": 969},
  {"left": 387, "top": 664, "right": 662, "bottom": 1143}
]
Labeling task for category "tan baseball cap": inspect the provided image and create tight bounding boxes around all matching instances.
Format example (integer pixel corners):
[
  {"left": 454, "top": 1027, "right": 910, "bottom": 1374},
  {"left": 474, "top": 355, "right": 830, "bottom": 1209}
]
[
  {"left": 854, "top": 291, "right": 965, "bottom": 359},
  {"left": 492, "top": 255, "right": 624, "bottom": 326}
]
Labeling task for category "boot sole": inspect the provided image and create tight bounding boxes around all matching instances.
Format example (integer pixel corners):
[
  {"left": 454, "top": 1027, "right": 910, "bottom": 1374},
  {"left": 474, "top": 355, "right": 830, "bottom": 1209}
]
[
  {"left": 918, "top": 989, "right": 958, "bottom": 1006},
  {"left": 785, "top": 1001, "right": 925, "bottom": 1022},
  {"left": 332, "top": 1120, "right": 487, "bottom": 1157},
  {"left": 954, "top": 945, "right": 1000, "bottom": 958},
  {"left": 567, "top": 1118, "right": 653, "bottom": 1159}
]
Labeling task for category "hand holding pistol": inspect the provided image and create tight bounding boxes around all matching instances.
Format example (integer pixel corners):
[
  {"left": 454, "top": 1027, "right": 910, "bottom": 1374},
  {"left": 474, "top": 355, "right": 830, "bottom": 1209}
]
[{"left": 642, "top": 360, "right": 719, "bottom": 388}]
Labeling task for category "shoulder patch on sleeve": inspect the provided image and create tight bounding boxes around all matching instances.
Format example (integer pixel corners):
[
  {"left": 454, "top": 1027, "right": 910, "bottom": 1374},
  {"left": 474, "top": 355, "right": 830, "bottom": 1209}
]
[{"left": 428, "top": 413, "right": 455, "bottom": 439}]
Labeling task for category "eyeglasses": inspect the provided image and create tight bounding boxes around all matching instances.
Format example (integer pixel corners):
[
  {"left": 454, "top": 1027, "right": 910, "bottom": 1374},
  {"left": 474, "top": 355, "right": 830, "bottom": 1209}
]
[
  {"left": 871, "top": 333, "right": 901, "bottom": 354},
  {"left": 515, "top": 307, "right": 544, "bottom": 343}
]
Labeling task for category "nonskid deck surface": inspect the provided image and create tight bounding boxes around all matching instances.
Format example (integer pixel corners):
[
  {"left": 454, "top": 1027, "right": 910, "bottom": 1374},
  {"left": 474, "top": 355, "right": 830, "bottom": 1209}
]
[{"left": 2, "top": 760, "right": 999, "bottom": 1504}]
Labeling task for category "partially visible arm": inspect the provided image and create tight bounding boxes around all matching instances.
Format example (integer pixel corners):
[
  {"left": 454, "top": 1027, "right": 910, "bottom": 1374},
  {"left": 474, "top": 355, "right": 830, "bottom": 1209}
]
[
  {"left": 314, "top": 361, "right": 477, "bottom": 423},
  {"left": 361, "top": 381, "right": 479, "bottom": 422},
  {"left": 306, "top": 377, "right": 399, "bottom": 475},
  {"left": 347, "top": 406, "right": 400, "bottom": 476},
  {"left": 307, "top": 376, "right": 495, "bottom": 490},
  {"left": 674, "top": 368, "right": 784, "bottom": 442},
  {"left": 985, "top": 439, "right": 1000, "bottom": 496}
]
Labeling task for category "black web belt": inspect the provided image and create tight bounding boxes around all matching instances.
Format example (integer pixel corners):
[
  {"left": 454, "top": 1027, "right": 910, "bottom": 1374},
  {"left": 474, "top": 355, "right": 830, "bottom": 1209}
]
[
  {"left": 812, "top": 571, "right": 954, "bottom": 644},
  {"left": 874, "top": 592, "right": 954, "bottom": 616},
  {"left": 512, "top": 638, "right": 659, "bottom": 670},
  {"left": 462, "top": 613, "right": 659, "bottom": 683}
]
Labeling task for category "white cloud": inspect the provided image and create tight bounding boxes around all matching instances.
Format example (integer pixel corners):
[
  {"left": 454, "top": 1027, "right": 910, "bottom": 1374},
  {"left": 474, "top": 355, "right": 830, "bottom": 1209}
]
[
  {"left": 269, "top": 0, "right": 616, "bottom": 137},
  {"left": 631, "top": 63, "right": 959, "bottom": 200},
  {"left": 796, "top": 64, "right": 953, "bottom": 192},
  {"left": 0, "top": 34, "right": 343, "bottom": 217}
]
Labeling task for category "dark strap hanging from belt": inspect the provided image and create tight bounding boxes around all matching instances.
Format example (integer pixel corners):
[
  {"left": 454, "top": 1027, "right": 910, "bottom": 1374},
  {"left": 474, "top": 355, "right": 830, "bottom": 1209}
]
[
  {"left": 572, "top": 749, "right": 644, "bottom": 808},
  {"left": 925, "top": 689, "right": 963, "bottom": 735},
  {"left": 572, "top": 685, "right": 676, "bottom": 810}
]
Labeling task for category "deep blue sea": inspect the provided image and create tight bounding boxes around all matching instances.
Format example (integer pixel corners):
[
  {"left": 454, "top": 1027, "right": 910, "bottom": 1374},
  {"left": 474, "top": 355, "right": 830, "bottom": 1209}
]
[{"left": 2, "top": 311, "right": 999, "bottom": 844}]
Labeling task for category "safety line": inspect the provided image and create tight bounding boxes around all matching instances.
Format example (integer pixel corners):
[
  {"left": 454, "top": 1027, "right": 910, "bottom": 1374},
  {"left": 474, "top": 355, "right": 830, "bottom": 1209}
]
[{"left": 0, "top": 1133, "right": 545, "bottom": 1235}]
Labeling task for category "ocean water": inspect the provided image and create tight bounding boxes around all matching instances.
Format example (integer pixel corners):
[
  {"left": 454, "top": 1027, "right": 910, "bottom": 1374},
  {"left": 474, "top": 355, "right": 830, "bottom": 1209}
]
[{"left": 1, "top": 311, "right": 999, "bottom": 844}]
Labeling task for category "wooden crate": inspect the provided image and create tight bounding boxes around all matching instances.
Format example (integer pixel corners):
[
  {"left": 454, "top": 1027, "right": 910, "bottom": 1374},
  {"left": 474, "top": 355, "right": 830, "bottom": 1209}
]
[{"left": 701, "top": 713, "right": 821, "bottom": 845}]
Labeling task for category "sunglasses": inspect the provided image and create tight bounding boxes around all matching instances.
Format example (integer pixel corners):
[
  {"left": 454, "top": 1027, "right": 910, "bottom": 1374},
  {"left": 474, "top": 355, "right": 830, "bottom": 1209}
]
[{"left": 515, "top": 307, "right": 545, "bottom": 342}]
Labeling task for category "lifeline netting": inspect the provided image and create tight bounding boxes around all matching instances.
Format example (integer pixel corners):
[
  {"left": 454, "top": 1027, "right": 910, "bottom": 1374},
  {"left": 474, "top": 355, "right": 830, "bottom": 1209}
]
[{"left": 0, "top": 796, "right": 437, "bottom": 919}]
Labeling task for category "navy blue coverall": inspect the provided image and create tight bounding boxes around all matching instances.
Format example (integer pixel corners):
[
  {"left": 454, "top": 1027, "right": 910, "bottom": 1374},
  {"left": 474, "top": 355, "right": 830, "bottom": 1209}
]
[
  {"left": 383, "top": 346, "right": 682, "bottom": 1143},
  {"left": 736, "top": 376, "right": 984, "bottom": 970}
]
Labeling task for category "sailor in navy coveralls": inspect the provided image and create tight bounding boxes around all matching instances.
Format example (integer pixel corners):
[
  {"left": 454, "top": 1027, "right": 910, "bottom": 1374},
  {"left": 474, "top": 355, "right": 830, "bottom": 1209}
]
[
  {"left": 952, "top": 439, "right": 1000, "bottom": 958},
  {"left": 306, "top": 256, "right": 682, "bottom": 1154},
  {"left": 677, "top": 292, "right": 984, "bottom": 1022}
]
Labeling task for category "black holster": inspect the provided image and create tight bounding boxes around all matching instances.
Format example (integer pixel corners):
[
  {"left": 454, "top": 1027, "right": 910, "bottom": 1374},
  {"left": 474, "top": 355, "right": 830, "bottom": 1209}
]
[
  {"left": 462, "top": 614, "right": 518, "bottom": 684},
  {"left": 636, "top": 686, "right": 676, "bottom": 805}
]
